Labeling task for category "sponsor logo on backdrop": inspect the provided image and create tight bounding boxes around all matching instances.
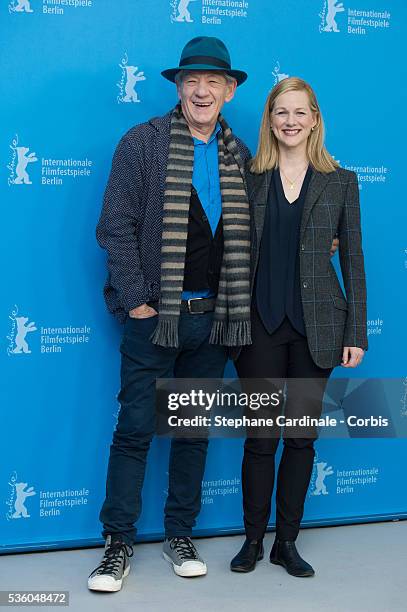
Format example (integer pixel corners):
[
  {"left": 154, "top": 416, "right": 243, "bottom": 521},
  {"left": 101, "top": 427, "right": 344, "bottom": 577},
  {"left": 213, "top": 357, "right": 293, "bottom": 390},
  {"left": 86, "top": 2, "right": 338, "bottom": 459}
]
[
  {"left": 163, "top": 474, "right": 241, "bottom": 504},
  {"left": 7, "top": 134, "right": 93, "bottom": 187},
  {"left": 319, "top": 1, "right": 391, "bottom": 36},
  {"left": 170, "top": 0, "right": 249, "bottom": 25},
  {"left": 309, "top": 454, "right": 380, "bottom": 496},
  {"left": 117, "top": 53, "right": 146, "bottom": 104},
  {"left": 6, "top": 305, "right": 91, "bottom": 357},
  {"left": 346, "top": 163, "right": 389, "bottom": 190},
  {"left": 41, "top": 156, "right": 93, "bottom": 185},
  {"left": 333, "top": 158, "right": 389, "bottom": 190},
  {"left": 367, "top": 317, "right": 384, "bottom": 337},
  {"left": 7, "top": 135, "right": 37, "bottom": 186},
  {"left": 39, "top": 487, "right": 90, "bottom": 517},
  {"left": 6, "top": 472, "right": 36, "bottom": 520},
  {"left": 404, "top": 248, "right": 407, "bottom": 272},
  {"left": 201, "top": 476, "right": 240, "bottom": 505},
  {"left": 5, "top": 472, "right": 90, "bottom": 520},
  {"left": 9, "top": 0, "right": 93, "bottom": 16},
  {"left": 272, "top": 61, "right": 289, "bottom": 86}
]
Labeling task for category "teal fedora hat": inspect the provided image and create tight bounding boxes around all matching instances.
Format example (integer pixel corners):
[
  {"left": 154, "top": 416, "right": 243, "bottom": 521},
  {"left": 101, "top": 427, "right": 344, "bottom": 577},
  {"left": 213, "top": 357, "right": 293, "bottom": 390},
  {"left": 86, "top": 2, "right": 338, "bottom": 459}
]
[{"left": 161, "top": 36, "right": 247, "bottom": 85}]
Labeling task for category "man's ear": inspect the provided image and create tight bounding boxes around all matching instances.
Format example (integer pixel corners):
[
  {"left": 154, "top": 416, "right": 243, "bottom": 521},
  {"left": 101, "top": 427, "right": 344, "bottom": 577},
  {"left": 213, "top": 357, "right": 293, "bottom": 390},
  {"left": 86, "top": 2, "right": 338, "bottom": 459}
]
[{"left": 225, "top": 80, "right": 237, "bottom": 104}]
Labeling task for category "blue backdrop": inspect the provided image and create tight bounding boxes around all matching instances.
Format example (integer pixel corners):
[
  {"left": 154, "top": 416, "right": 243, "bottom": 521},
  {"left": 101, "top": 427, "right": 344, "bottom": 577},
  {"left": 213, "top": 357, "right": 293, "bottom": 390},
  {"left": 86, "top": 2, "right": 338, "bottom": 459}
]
[{"left": 1, "top": 0, "right": 406, "bottom": 553}]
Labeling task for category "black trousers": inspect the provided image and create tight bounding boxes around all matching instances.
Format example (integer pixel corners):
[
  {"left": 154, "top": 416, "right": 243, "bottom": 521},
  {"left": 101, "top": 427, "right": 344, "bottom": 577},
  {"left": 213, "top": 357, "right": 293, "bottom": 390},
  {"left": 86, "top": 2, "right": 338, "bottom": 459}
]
[
  {"left": 236, "top": 310, "right": 332, "bottom": 541},
  {"left": 100, "top": 312, "right": 227, "bottom": 544}
]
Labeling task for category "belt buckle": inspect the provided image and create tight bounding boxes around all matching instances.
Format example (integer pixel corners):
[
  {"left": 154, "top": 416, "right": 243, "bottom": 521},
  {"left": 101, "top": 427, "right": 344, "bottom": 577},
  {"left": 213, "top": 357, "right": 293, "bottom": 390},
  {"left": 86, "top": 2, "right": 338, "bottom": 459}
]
[{"left": 187, "top": 297, "right": 206, "bottom": 314}]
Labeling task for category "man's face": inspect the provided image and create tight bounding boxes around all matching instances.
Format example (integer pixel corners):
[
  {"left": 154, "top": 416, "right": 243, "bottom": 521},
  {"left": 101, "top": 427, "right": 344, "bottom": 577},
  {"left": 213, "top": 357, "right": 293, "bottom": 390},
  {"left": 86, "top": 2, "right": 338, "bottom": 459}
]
[{"left": 177, "top": 71, "right": 237, "bottom": 136}]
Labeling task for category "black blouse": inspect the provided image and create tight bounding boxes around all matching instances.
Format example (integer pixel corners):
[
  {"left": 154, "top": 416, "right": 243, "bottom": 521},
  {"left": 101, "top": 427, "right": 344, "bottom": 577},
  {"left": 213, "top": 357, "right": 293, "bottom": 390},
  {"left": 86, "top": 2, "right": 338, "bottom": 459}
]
[{"left": 255, "top": 166, "right": 312, "bottom": 336}]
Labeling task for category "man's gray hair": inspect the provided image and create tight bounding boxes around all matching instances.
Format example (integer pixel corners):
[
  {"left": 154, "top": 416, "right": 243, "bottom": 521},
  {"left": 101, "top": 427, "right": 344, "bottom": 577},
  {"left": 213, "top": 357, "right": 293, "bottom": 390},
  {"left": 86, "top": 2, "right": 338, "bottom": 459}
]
[{"left": 174, "top": 70, "right": 236, "bottom": 86}]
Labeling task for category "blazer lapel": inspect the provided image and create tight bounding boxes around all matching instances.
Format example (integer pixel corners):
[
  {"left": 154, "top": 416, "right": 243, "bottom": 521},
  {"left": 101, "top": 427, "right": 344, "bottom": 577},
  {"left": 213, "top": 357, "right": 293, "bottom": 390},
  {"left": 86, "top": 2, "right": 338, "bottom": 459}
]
[{"left": 300, "top": 170, "right": 331, "bottom": 238}]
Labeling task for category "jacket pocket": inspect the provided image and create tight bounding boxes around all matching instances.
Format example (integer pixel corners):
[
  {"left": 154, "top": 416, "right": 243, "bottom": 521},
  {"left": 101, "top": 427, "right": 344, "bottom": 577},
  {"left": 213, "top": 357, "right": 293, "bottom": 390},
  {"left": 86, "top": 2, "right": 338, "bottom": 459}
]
[{"left": 331, "top": 295, "right": 348, "bottom": 311}]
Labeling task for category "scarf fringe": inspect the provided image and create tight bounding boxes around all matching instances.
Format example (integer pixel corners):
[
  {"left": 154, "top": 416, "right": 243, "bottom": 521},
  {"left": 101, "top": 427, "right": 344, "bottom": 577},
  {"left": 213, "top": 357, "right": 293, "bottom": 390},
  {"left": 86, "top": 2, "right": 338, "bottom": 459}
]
[
  {"left": 209, "top": 320, "right": 252, "bottom": 347},
  {"left": 150, "top": 319, "right": 179, "bottom": 348}
]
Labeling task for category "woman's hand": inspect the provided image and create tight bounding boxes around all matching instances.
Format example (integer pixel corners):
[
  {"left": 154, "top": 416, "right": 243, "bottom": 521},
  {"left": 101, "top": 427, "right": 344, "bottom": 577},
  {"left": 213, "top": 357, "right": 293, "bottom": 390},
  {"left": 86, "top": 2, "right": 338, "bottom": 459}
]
[
  {"left": 330, "top": 237, "right": 339, "bottom": 257},
  {"left": 341, "top": 347, "right": 364, "bottom": 368}
]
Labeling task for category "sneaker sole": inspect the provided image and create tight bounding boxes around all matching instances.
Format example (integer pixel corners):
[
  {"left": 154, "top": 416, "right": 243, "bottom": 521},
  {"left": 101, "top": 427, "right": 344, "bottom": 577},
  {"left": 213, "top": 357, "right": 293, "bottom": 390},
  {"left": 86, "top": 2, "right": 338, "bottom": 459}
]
[
  {"left": 162, "top": 552, "right": 207, "bottom": 577},
  {"left": 88, "top": 565, "right": 130, "bottom": 592}
]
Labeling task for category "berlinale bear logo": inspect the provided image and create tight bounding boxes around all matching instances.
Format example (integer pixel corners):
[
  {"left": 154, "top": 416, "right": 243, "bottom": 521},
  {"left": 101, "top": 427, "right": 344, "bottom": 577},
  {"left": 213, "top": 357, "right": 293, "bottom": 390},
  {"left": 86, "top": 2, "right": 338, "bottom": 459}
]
[
  {"left": 7, "top": 136, "right": 38, "bottom": 186},
  {"left": 117, "top": 53, "right": 146, "bottom": 104},
  {"left": 13, "top": 316, "right": 37, "bottom": 354},
  {"left": 6, "top": 473, "right": 37, "bottom": 521},
  {"left": 12, "top": 482, "right": 36, "bottom": 518},
  {"left": 170, "top": 0, "right": 198, "bottom": 23},
  {"left": 14, "top": 147, "right": 38, "bottom": 184},
  {"left": 312, "top": 461, "right": 334, "bottom": 495},
  {"left": 8, "top": 0, "right": 34, "bottom": 13},
  {"left": 272, "top": 61, "right": 289, "bottom": 86},
  {"left": 319, "top": 0, "right": 345, "bottom": 33},
  {"left": 7, "top": 307, "right": 37, "bottom": 357}
]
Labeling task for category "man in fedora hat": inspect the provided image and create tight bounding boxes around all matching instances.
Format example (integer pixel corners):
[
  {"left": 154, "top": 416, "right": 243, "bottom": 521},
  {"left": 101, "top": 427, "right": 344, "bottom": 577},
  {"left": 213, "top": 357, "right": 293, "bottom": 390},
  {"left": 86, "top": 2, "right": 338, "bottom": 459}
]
[{"left": 88, "top": 36, "right": 251, "bottom": 591}]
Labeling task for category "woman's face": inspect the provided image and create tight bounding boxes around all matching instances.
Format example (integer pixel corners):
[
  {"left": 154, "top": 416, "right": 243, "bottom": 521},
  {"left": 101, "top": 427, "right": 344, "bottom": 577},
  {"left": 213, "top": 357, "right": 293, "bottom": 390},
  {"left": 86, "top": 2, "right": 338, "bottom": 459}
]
[{"left": 270, "top": 89, "right": 317, "bottom": 151}]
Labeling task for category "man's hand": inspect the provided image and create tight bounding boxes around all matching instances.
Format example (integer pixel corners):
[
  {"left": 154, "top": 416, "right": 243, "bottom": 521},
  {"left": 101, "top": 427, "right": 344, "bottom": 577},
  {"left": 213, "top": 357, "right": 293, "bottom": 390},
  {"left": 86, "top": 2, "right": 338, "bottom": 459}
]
[
  {"left": 341, "top": 347, "right": 364, "bottom": 368},
  {"left": 128, "top": 304, "right": 158, "bottom": 319},
  {"left": 330, "top": 237, "right": 339, "bottom": 257}
]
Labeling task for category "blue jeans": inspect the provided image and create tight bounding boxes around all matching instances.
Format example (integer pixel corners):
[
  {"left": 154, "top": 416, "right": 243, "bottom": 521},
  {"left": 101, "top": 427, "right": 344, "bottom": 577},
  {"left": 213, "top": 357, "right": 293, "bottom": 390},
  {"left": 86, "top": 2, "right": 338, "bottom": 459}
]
[{"left": 100, "top": 312, "right": 227, "bottom": 545}]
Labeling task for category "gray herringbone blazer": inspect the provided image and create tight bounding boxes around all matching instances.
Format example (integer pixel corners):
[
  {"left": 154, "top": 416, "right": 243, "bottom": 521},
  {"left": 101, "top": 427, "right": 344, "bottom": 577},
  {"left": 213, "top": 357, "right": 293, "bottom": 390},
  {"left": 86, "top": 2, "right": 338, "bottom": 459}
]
[{"left": 243, "top": 166, "right": 368, "bottom": 369}]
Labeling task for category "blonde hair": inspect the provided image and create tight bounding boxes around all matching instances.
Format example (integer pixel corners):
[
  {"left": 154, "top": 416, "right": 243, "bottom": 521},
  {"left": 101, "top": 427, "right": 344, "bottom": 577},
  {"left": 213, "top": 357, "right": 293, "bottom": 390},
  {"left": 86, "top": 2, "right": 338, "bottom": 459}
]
[{"left": 250, "top": 77, "right": 338, "bottom": 174}]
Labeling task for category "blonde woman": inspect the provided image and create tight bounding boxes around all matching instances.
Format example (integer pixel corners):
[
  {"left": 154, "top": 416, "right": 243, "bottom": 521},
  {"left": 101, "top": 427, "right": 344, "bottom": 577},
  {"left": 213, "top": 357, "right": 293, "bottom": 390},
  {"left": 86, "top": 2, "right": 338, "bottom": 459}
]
[{"left": 230, "top": 78, "right": 367, "bottom": 576}]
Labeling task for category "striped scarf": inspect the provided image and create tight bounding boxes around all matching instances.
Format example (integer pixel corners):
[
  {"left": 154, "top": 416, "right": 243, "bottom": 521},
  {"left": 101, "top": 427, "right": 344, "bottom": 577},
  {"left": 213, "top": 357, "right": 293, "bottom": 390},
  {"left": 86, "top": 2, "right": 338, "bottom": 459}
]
[{"left": 150, "top": 104, "right": 251, "bottom": 348}]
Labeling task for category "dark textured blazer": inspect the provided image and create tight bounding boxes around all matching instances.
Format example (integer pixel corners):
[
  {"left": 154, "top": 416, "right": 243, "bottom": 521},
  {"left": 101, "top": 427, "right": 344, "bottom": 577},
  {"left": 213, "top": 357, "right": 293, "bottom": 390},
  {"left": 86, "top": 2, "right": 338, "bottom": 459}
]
[{"left": 243, "top": 166, "right": 368, "bottom": 369}]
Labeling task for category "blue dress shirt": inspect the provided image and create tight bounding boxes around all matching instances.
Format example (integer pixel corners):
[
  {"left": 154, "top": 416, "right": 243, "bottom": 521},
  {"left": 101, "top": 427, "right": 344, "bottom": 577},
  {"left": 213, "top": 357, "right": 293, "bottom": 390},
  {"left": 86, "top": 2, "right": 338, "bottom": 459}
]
[{"left": 182, "top": 123, "right": 222, "bottom": 300}]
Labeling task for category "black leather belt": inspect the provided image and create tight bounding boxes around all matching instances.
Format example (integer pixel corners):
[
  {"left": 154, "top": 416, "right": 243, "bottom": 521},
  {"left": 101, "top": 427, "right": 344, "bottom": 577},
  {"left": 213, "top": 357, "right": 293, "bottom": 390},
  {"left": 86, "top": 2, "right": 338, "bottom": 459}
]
[{"left": 148, "top": 297, "right": 216, "bottom": 314}]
